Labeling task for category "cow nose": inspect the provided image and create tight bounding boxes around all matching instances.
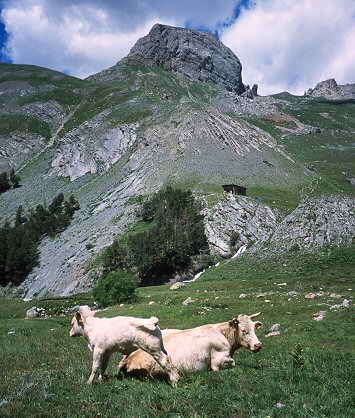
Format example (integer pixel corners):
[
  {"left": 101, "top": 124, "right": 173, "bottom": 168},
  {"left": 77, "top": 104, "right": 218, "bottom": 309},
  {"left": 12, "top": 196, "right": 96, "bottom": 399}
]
[{"left": 254, "top": 343, "right": 262, "bottom": 351}]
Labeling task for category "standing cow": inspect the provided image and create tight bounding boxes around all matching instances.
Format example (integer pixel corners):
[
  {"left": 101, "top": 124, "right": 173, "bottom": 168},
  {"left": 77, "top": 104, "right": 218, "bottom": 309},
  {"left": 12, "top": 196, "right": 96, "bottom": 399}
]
[
  {"left": 118, "top": 312, "right": 262, "bottom": 378},
  {"left": 69, "top": 306, "right": 179, "bottom": 385}
]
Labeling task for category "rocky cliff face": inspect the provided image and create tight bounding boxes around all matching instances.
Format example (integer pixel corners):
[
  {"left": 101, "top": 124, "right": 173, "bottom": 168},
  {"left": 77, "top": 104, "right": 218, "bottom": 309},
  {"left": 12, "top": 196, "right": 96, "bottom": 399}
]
[
  {"left": 204, "top": 195, "right": 355, "bottom": 259},
  {"left": 50, "top": 122, "right": 138, "bottom": 181},
  {"left": 205, "top": 194, "right": 280, "bottom": 256},
  {"left": 306, "top": 79, "right": 355, "bottom": 100},
  {"left": 89, "top": 24, "right": 245, "bottom": 94},
  {"left": 264, "top": 195, "right": 355, "bottom": 252}
]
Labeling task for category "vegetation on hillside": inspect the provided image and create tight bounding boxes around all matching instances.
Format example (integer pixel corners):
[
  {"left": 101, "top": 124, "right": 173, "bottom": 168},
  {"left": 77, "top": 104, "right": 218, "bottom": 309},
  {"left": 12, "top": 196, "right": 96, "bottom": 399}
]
[
  {"left": 92, "top": 271, "right": 138, "bottom": 307},
  {"left": 0, "top": 114, "right": 51, "bottom": 141},
  {"left": 0, "top": 58, "right": 354, "bottom": 418},
  {"left": 94, "top": 187, "right": 209, "bottom": 299},
  {"left": 0, "top": 169, "right": 21, "bottom": 194},
  {"left": 0, "top": 193, "right": 80, "bottom": 286}
]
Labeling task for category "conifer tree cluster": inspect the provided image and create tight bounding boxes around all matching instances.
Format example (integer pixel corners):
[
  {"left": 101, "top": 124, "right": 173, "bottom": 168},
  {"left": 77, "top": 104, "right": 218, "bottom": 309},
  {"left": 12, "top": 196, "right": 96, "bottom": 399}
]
[
  {"left": 0, "top": 193, "right": 80, "bottom": 286},
  {"left": 0, "top": 169, "right": 21, "bottom": 193},
  {"left": 100, "top": 187, "right": 209, "bottom": 286}
]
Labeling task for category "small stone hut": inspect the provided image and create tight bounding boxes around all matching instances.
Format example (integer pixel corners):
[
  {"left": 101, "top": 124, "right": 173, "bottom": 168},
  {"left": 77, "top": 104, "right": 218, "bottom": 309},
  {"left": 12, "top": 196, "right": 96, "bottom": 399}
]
[{"left": 222, "top": 184, "right": 247, "bottom": 196}]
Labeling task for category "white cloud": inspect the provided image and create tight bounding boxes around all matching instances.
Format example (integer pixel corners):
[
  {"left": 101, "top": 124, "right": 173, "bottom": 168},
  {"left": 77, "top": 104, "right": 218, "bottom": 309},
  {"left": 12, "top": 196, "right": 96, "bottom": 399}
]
[
  {"left": 1, "top": 0, "right": 240, "bottom": 78},
  {"left": 221, "top": 0, "right": 355, "bottom": 95},
  {"left": 2, "top": 0, "right": 354, "bottom": 92},
  {"left": 1, "top": 0, "right": 170, "bottom": 78}
]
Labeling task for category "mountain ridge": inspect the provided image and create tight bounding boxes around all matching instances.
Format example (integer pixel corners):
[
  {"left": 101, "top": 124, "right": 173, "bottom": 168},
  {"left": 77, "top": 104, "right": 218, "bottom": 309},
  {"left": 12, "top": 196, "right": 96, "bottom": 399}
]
[
  {"left": 0, "top": 24, "right": 354, "bottom": 297},
  {"left": 87, "top": 23, "right": 246, "bottom": 95}
]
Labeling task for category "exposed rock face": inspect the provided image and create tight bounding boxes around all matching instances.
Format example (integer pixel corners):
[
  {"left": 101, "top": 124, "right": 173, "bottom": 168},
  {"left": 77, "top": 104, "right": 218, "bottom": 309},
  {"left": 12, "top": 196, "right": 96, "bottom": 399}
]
[
  {"left": 0, "top": 133, "right": 47, "bottom": 172},
  {"left": 306, "top": 79, "right": 355, "bottom": 100},
  {"left": 241, "top": 84, "right": 258, "bottom": 99},
  {"left": 0, "top": 34, "right": 353, "bottom": 297},
  {"left": 205, "top": 195, "right": 355, "bottom": 259},
  {"left": 204, "top": 194, "right": 280, "bottom": 256},
  {"left": 90, "top": 24, "right": 245, "bottom": 94},
  {"left": 50, "top": 119, "right": 138, "bottom": 181},
  {"left": 257, "top": 195, "right": 355, "bottom": 253}
]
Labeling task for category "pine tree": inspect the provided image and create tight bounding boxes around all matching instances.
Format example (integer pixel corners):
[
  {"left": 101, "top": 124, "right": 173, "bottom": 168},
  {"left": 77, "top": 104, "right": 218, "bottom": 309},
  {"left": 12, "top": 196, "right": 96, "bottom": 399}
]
[
  {"left": 0, "top": 222, "right": 10, "bottom": 285},
  {"left": 9, "top": 168, "right": 21, "bottom": 188},
  {"left": 15, "top": 205, "right": 27, "bottom": 227},
  {"left": 0, "top": 171, "right": 10, "bottom": 193},
  {"left": 0, "top": 194, "right": 79, "bottom": 287},
  {"left": 48, "top": 193, "right": 64, "bottom": 214}
]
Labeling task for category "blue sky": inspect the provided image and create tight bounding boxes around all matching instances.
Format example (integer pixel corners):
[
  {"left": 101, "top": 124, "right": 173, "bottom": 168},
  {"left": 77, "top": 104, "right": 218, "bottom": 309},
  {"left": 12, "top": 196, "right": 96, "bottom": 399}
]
[
  {"left": 0, "top": 14, "right": 8, "bottom": 62},
  {"left": 0, "top": 0, "right": 354, "bottom": 95}
]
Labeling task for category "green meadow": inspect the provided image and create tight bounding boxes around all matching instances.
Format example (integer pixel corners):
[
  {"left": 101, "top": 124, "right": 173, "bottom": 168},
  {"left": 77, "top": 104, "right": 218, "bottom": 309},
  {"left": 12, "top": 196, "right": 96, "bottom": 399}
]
[{"left": 0, "top": 249, "right": 354, "bottom": 417}]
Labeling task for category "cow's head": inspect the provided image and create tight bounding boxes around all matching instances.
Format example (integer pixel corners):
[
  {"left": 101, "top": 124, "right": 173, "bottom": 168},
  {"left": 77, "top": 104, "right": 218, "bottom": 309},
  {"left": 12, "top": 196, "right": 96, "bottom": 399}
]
[
  {"left": 69, "top": 306, "right": 96, "bottom": 337},
  {"left": 229, "top": 312, "right": 263, "bottom": 352}
]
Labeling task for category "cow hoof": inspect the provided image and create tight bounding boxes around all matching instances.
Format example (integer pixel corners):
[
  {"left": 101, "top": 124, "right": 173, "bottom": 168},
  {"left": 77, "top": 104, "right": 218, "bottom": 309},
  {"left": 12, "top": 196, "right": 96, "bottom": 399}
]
[{"left": 98, "top": 374, "right": 109, "bottom": 383}]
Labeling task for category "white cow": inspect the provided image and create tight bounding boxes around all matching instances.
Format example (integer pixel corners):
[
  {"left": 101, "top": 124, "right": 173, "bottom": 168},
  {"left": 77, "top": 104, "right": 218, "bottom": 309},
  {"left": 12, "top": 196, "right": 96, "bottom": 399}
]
[
  {"left": 118, "top": 312, "right": 262, "bottom": 378},
  {"left": 69, "top": 306, "right": 179, "bottom": 385}
]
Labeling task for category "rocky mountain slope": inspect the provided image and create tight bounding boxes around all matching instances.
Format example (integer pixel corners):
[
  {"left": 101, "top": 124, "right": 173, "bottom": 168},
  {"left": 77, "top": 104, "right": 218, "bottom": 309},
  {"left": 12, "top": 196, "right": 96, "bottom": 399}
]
[
  {"left": 306, "top": 78, "right": 355, "bottom": 100},
  {"left": 88, "top": 23, "right": 245, "bottom": 94},
  {"left": 0, "top": 24, "right": 354, "bottom": 297}
]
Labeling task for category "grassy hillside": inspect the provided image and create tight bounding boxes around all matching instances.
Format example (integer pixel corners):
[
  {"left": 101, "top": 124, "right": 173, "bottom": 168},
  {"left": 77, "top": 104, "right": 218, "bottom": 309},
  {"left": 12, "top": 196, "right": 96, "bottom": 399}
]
[
  {"left": 245, "top": 96, "right": 355, "bottom": 203},
  {"left": 1, "top": 251, "right": 354, "bottom": 417}
]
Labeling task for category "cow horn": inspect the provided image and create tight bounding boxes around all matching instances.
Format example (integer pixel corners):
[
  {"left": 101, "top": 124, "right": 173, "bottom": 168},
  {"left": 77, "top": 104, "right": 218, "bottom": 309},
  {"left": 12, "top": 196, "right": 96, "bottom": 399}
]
[{"left": 249, "top": 312, "right": 262, "bottom": 319}]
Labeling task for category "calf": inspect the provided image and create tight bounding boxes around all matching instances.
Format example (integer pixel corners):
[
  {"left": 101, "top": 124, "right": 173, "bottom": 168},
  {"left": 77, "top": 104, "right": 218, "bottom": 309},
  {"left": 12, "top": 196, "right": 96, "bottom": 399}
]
[
  {"left": 118, "top": 312, "right": 262, "bottom": 378},
  {"left": 69, "top": 306, "right": 179, "bottom": 384}
]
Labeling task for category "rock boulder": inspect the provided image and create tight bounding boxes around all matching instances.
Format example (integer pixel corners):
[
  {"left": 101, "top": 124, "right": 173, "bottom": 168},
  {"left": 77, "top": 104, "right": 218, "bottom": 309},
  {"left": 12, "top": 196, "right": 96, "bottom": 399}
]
[{"left": 125, "top": 24, "right": 245, "bottom": 94}]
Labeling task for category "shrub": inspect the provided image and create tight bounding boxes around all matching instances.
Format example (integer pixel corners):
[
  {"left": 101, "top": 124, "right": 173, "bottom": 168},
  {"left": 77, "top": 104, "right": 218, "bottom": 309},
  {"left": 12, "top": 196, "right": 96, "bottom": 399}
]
[
  {"left": 229, "top": 231, "right": 240, "bottom": 251},
  {"left": 92, "top": 271, "right": 139, "bottom": 307}
]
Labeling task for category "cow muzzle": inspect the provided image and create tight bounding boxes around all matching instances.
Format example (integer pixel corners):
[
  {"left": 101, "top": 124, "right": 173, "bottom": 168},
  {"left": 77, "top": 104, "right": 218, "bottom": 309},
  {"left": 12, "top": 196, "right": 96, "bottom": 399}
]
[{"left": 253, "top": 343, "right": 262, "bottom": 352}]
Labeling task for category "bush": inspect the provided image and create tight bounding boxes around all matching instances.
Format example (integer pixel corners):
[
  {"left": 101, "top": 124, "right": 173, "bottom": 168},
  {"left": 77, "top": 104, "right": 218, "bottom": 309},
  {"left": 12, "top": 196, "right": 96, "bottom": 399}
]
[{"left": 92, "top": 271, "right": 139, "bottom": 308}]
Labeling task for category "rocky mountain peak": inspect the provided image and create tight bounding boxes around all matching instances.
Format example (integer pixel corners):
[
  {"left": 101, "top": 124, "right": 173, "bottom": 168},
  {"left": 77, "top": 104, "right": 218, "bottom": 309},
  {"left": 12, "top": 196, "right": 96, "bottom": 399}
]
[
  {"left": 306, "top": 78, "right": 355, "bottom": 100},
  {"left": 124, "top": 23, "right": 245, "bottom": 94}
]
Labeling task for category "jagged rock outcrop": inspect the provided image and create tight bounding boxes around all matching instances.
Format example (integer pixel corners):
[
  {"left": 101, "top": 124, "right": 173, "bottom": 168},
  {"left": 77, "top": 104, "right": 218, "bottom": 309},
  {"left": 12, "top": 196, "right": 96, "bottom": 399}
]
[
  {"left": 0, "top": 133, "right": 47, "bottom": 172},
  {"left": 204, "top": 194, "right": 280, "bottom": 256},
  {"left": 255, "top": 195, "right": 355, "bottom": 254},
  {"left": 205, "top": 195, "right": 355, "bottom": 259},
  {"left": 205, "top": 195, "right": 355, "bottom": 257},
  {"left": 89, "top": 24, "right": 245, "bottom": 95},
  {"left": 306, "top": 79, "right": 355, "bottom": 100},
  {"left": 241, "top": 84, "right": 258, "bottom": 99}
]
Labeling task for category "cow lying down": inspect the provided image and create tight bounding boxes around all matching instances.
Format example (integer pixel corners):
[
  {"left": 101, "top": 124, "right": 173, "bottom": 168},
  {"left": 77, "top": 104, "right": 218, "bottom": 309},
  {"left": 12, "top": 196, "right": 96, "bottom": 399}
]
[
  {"left": 70, "top": 306, "right": 179, "bottom": 384},
  {"left": 118, "top": 312, "right": 262, "bottom": 378}
]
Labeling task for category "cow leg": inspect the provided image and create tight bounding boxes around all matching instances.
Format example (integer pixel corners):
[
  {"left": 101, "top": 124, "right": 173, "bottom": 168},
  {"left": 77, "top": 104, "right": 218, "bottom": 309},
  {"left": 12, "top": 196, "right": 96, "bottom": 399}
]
[
  {"left": 98, "top": 351, "right": 111, "bottom": 382},
  {"left": 87, "top": 348, "right": 103, "bottom": 384},
  {"left": 211, "top": 350, "right": 235, "bottom": 371},
  {"left": 148, "top": 350, "right": 180, "bottom": 385},
  {"left": 219, "top": 356, "right": 235, "bottom": 370},
  {"left": 117, "top": 355, "right": 127, "bottom": 374}
]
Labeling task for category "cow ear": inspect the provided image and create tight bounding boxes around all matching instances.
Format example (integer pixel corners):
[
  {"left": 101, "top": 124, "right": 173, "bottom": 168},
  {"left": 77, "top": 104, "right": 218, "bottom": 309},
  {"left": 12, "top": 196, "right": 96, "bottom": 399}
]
[
  {"left": 228, "top": 319, "right": 239, "bottom": 328},
  {"left": 254, "top": 321, "right": 263, "bottom": 330},
  {"left": 75, "top": 312, "right": 84, "bottom": 324}
]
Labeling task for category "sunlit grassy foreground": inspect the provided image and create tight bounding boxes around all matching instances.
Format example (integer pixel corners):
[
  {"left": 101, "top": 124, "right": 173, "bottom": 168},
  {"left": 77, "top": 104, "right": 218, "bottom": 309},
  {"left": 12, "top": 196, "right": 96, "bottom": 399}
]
[{"left": 0, "top": 253, "right": 354, "bottom": 417}]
